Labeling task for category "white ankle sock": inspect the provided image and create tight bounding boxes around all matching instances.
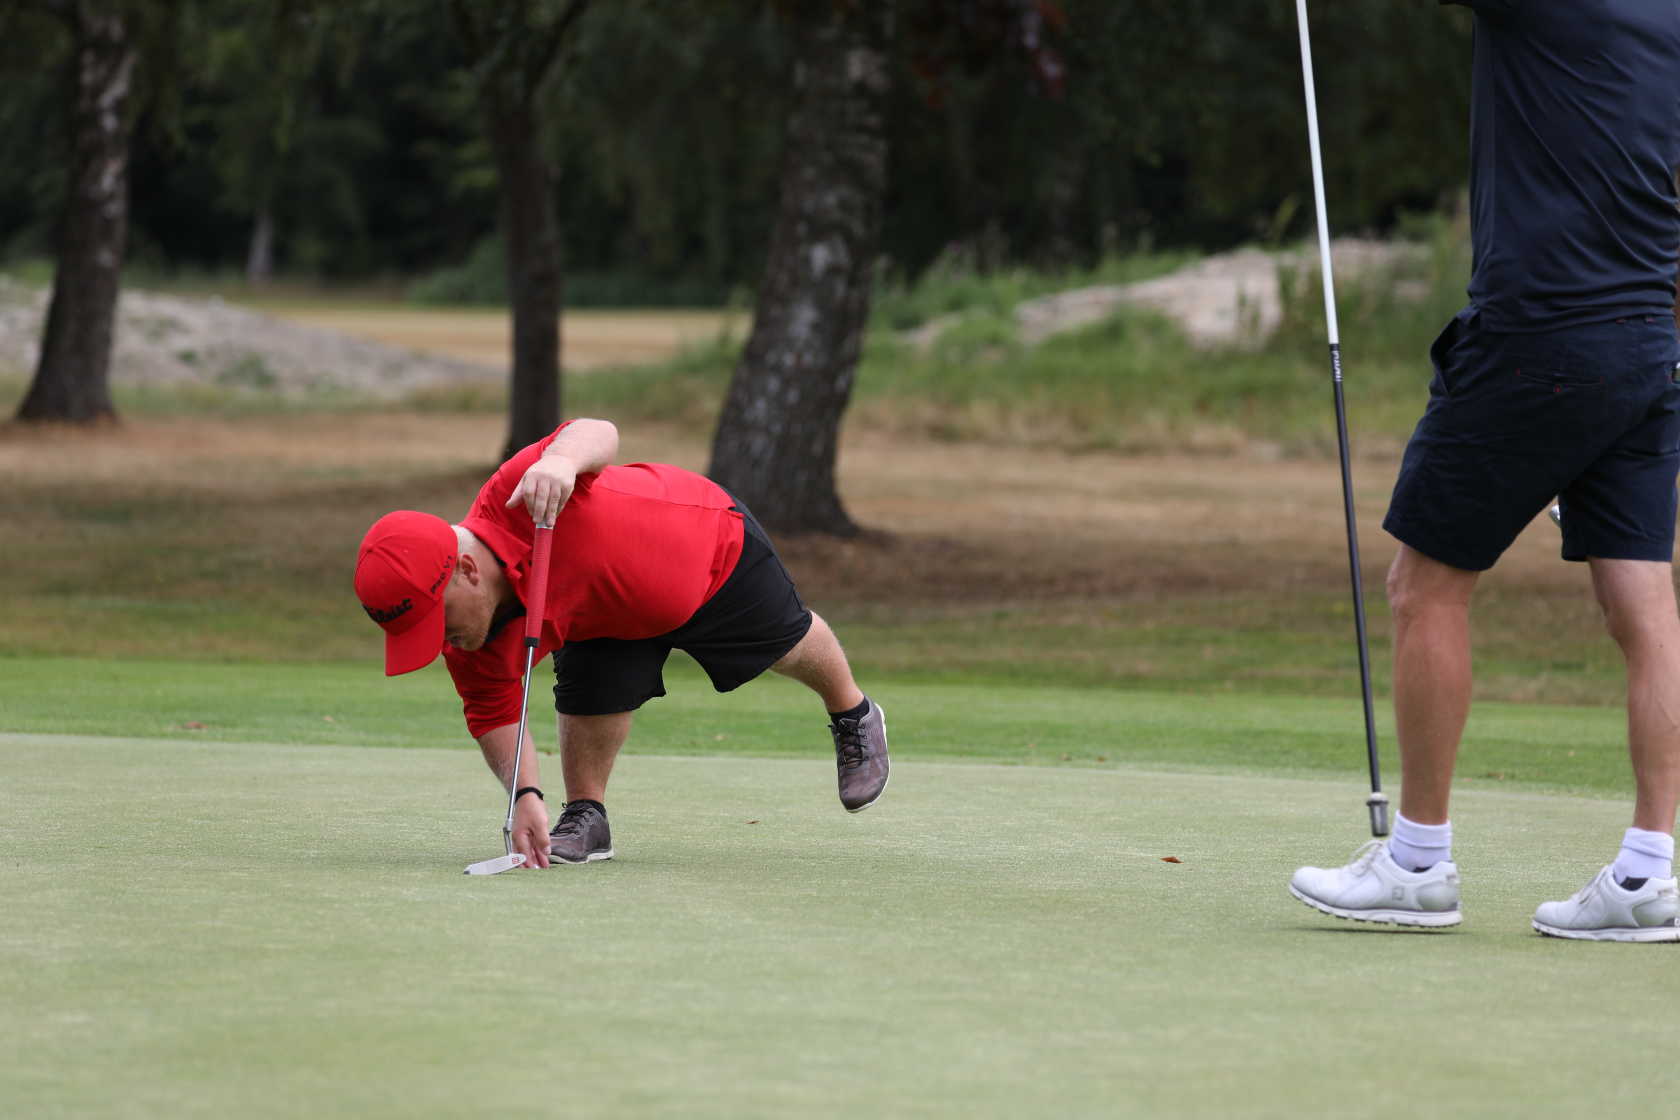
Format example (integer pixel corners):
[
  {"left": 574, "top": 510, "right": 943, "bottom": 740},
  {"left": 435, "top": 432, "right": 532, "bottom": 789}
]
[
  {"left": 1387, "top": 814, "right": 1452, "bottom": 871},
  {"left": 1611, "top": 828, "right": 1674, "bottom": 882}
]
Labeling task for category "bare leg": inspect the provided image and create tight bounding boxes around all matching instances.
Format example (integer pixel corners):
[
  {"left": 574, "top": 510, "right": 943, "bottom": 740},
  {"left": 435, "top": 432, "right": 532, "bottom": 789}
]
[
  {"left": 1388, "top": 544, "right": 1480, "bottom": 825},
  {"left": 1588, "top": 558, "right": 1680, "bottom": 834},
  {"left": 558, "top": 711, "right": 633, "bottom": 803},
  {"left": 771, "top": 611, "right": 865, "bottom": 712}
]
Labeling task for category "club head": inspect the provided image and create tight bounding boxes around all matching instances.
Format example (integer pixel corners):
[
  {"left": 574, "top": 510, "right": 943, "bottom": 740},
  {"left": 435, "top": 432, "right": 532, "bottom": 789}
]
[{"left": 463, "top": 852, "right": 526, "bottom": 876}]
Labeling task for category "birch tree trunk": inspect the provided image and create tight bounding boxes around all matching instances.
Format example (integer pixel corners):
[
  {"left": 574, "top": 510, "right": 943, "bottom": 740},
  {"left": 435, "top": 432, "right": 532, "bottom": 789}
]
[
  {"left": 15, "top": 0, "right": 137, "bottom": 424},
  {"left": 707, "top": 0, "right": 892, "bottom": 536}
]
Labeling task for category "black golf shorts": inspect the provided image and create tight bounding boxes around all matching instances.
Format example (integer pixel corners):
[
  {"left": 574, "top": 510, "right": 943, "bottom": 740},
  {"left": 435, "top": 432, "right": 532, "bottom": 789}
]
[
  {"left": 551, "top": 498, "right": 813, "bottom": 716},
  {"left": 1384, "top": 306, "right": 1680, "bottom": 572}
]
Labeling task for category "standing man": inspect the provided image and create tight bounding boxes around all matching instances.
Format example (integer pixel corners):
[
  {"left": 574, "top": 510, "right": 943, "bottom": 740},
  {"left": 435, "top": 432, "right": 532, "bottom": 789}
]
[
  {"left": 1290, "top": 1, "right": 1680, "bottom": 939},
  {"left": 354, "top": 419, "right": 890, "bottom": 869}
]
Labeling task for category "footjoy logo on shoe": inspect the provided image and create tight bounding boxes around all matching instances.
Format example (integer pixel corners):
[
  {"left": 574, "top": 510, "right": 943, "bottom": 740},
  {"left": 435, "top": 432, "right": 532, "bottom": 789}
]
[{"left": 364, "top": 598, "right": 413, "bottom": 625}]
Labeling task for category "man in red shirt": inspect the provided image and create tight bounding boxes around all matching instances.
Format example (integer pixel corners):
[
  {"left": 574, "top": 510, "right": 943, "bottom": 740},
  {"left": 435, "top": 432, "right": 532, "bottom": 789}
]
[{"left": 354, "top": 419, "right": 890, "bottom": 869}]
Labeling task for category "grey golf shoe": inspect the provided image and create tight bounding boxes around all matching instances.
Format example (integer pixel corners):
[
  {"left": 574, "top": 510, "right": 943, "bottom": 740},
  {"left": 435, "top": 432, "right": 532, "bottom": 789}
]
[
  {"left": 831, "top": 699, "right": 889, "bottom": 812},
  {"left": 548, "top": 801, "right": 614, "bottom": 864}
]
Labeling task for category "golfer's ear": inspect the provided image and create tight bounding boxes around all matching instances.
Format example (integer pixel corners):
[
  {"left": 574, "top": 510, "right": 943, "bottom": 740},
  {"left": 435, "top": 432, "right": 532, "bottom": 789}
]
[{"left": 455, "top": 550, "right": 477, "bottom": 584}]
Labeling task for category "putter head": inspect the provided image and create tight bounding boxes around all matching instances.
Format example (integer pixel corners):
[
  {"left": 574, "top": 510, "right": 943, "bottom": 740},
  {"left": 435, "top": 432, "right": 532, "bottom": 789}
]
[{"left": 463, "top": 852, "right": 526, "bottom": 876}]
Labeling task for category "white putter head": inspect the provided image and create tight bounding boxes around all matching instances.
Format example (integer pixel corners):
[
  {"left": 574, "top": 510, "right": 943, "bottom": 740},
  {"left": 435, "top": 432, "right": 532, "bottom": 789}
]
[{"left": 463, "top": 851, "right": 526, "bottom": 876}]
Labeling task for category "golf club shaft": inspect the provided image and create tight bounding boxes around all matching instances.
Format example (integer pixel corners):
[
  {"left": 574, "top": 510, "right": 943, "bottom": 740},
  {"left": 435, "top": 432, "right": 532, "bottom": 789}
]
[
  {"left": 502, "top": 522, "right": 556, "bottom": 853},
  {"left": 502, "top": 647, "right": 539, "bottom": 854},
  {"left": 1295, "top": 0, "right": 1388, "bottom": 838}
]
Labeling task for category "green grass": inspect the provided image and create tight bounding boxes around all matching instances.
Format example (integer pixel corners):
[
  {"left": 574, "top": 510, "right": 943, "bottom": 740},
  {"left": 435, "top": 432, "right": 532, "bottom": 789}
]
[
  {"left": 547, "top": 224, "right": 1476, "bottom": 454},
  {"left": 870, "top": 248, "right": 1199, "bottom": 331},
  {"left": 5, "top": 723, "right": 1677, "bottom": 1118},
  {"left": 0, "top": 655, "right": 1638, "bottom": 799}
]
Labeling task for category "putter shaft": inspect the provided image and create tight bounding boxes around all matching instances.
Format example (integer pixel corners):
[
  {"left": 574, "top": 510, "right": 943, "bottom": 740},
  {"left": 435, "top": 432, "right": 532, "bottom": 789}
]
[{"left": 1297, "top": 0, "right": 1387, "bottom": 836}]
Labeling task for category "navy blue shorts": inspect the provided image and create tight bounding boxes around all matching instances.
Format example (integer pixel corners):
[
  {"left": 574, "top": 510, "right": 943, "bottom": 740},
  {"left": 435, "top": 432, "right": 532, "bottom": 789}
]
[
  {"left": 551, "top": 498, "right": 813, "bottom": 717},
  {"left": 1383, "top": 307, "right": 1680, "bottom": 572}
]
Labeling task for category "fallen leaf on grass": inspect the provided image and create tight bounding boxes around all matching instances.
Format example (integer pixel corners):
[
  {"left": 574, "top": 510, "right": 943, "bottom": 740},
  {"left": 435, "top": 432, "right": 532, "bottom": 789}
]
[
  {"left": 746, "top": 820, "right": 760, "bottom": 825},
  {"left": 1161, "top": 856, "right": 1182, "bottom": 864},
  {"left": 182, "top": 721, "right": 206, "bottom": 731}
]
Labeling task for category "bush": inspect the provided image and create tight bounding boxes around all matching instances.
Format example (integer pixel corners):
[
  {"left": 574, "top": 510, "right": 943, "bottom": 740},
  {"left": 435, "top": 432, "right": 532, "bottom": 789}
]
[{"left": 406, "top": 236, "right": 743, "bottom": 308}]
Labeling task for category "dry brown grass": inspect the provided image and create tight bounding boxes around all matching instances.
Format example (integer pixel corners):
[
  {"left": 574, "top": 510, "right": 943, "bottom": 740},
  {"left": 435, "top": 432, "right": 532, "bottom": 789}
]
[
  {"left": 0, "top": 411, "right": 1620, "bottom": 702},
  {"left": 261, "top": 308, "right": 748, "bottom": 371}
]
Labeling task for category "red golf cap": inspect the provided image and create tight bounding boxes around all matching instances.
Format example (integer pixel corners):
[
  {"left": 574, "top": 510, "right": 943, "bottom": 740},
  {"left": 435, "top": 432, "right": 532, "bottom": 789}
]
[{"left": 354, "top": 511, "right": 458, "bottom": 676}]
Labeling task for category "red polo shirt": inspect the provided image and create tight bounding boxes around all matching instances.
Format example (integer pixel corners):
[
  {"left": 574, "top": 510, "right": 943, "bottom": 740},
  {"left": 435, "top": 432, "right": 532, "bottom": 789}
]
[{"left": 444, "top": 424, "right": 744, "bottom": 737}]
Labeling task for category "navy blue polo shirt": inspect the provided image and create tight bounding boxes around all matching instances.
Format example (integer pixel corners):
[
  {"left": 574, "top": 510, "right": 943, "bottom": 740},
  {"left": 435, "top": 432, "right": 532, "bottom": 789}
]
[{"left": 1444, "top": 1, "right": 1680, "bottom": 332}]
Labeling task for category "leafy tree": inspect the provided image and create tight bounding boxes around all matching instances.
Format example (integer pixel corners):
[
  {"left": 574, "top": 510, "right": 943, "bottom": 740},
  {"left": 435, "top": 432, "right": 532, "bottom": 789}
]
[
  {"left": 449, "top": 0, "right": 591, "bottom": 460},
  {"left": 549, "top": 0, "right": 789, "bottom": 296},
  {"left": 185, "top": 2, "right": 373, "bottom": 283}
]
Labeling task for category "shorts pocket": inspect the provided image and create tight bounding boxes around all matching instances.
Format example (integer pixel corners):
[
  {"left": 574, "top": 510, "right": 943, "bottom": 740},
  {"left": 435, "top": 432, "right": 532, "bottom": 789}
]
[
  {"left": 1427, "top": 307, "right": 1479, "bottom": 398},
  {"left": 1510, "top": 362, "right": 1604, "bottom": 393}
]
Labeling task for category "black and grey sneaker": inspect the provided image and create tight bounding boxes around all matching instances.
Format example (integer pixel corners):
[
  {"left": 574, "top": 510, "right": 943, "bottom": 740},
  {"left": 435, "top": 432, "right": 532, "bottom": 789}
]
[
  {"left": 548, "top": 801, "right": 614, "bottom": 864},
  {"left": 831, "top": 699, "right": 889, "bottom": 812}
]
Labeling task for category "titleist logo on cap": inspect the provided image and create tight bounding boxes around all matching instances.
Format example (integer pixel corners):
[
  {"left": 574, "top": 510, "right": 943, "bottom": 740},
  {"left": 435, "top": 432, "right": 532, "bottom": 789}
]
[{"left": 364, "top": 599, "right": 414, "bottom": 624}]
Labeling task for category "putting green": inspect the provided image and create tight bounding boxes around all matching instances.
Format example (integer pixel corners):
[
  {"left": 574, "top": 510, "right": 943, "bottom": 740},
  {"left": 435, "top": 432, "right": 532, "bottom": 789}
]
[{"left": 3, "top": 733, "right": 1677, "bottom": 1117}]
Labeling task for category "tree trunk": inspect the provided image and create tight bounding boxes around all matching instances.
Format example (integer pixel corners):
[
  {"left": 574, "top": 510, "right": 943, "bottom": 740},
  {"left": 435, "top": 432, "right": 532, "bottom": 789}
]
[
  {"left": 706, "top": 0, "right": 892, "bottom": 536},
  {"left": 245, "top": 206, "right": 275, "bottom": 287},
  {"left": 487, "top": 95, "right": 563, "bottom": 461},
  {"left": 16, "top": 2, "right": 137, "bottom": 425}
]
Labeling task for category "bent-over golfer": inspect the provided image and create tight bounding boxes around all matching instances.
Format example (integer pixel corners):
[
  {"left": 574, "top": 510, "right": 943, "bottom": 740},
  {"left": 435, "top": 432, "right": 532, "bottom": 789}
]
[
  {"left": 354, "top": 418, "right": 889, "bottom": 869},
  {"left": 1292, "top": 0, "right": 1680, "bottom": 939}
]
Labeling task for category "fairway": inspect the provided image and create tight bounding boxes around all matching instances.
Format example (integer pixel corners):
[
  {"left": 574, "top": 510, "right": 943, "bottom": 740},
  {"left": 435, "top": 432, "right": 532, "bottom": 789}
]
[{"left": 6, "top": 731, "right": 1679, "bottom": 1118}]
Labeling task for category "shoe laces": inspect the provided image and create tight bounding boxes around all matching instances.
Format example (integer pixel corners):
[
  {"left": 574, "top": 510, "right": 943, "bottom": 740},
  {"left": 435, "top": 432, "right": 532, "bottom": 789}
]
[
  {"left": 1569, "top": 871, "right": 1610, "bottom": 906},
  {"left": 1346, "top": 838, "right": 1384, "bottom": 873},
  {"left": 550, "top": 802, "right": 598, "bottom": 837},
  {"left": 831, "top": 718, "right": 868, "bottom": 770}
]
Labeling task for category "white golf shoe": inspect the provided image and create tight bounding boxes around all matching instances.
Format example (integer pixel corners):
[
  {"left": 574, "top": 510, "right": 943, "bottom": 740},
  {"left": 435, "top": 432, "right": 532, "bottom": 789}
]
[
  {"left": 1532, "top": 866, "right": 1680, "bottom": 942},
  {"left": 1289, "top": 839, "right": 1462, "bottom": 928}
]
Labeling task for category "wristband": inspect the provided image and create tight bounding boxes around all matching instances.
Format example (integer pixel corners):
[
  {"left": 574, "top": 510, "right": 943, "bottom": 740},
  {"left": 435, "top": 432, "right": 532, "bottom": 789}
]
[{"left": 515, "top": 786, "right": 544, "bottom": 802}]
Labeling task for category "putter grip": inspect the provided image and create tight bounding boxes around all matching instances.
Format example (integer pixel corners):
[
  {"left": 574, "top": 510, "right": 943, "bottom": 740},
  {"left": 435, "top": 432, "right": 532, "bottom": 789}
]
[{"left": 523, "top": 524, "right": 554, "bottom": 647}]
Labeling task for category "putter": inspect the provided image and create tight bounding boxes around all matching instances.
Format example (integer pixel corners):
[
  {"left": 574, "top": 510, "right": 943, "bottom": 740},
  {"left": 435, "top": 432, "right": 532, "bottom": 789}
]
[
  {"left": 1295, "top": 0, "right": 1388, "bottom": 838},
  {"left": 464, "top": 520, "right": 556, "bottom": 875}
]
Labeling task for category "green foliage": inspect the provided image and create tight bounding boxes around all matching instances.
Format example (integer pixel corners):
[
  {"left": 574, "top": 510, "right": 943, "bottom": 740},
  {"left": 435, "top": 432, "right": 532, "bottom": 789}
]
[
  {"left": 407, "top": 235, "right": 745, "bottom": 307},
  {"left": 871, "top": 248, "right": 1195, "bottom": 330},
  {"left": 570, "top": 332, "right": 737, "bottom": 427},
  {"left": 405, "top": 235, "right": 508, "bottom": 305},
  {"left": 0, "top": 0, "right": 1477, "bottom": 295},
  {"left": 841, "top": 225, "right": 1471, "bottom": 454}
]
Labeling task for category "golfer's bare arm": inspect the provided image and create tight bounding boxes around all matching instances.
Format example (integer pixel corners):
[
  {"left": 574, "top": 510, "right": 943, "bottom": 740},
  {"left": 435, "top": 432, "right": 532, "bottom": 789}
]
[
  {"left": 546, "top": 417, "right": 618, "bottom": 472},
  {"left": 507, "top": 417, "right": 619, "bottom": 524},
  {"left": 476, "top": 722, "right": 543, "bottom": 790}
]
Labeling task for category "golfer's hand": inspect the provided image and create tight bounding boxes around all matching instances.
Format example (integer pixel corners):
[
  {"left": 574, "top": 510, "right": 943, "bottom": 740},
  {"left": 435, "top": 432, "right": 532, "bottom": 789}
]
[
  {"left": 507, "top": 454, "right": 579, "bottom": 526},
  {"left": 512, "top": 797, "right": 552, "bottom": 870}
]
